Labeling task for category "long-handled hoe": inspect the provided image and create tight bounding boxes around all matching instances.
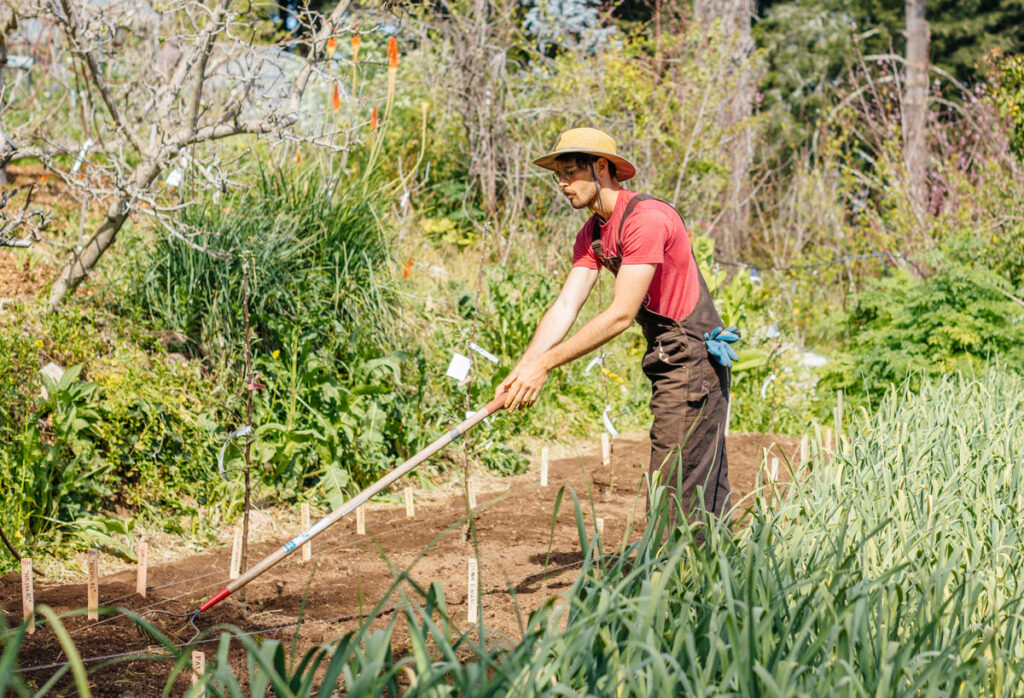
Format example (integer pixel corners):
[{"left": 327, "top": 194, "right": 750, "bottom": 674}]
[{"left": 194, "top": 392, "right": 509, "bottom": 616}]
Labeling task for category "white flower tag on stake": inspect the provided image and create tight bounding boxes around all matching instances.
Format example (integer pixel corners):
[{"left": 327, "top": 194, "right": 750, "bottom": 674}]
[{"left": 446, "top": 353, "right": 472, "bottom": 381}]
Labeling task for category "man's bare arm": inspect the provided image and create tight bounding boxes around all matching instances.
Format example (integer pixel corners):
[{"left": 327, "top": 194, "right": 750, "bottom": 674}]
[
  {"left": 540, "top": 264, "right": 655, "bottom": 370},
  {"left": 519, "top": 266, "right": 598, "bottom": 360},
  {"left": 502, "top": 264, "right": 657, "bottom": 410},
  {"left": 497, "top": 266, "right": 597, "bottom": 398}
]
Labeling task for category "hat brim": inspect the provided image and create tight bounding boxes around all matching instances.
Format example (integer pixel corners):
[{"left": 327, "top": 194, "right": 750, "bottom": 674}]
[{"left": 533, "top": 147, "right": 636, "bottom": 182}]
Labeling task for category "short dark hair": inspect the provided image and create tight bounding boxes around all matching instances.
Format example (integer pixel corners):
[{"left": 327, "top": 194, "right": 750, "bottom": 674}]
[{"left": 554, "top": 152, "right": 617, "bottom": 181}]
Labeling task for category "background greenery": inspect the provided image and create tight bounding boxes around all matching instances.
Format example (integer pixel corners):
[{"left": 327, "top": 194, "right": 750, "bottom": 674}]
[{"left": 1, "top": 0, "right": 1022, "bottom": 574}]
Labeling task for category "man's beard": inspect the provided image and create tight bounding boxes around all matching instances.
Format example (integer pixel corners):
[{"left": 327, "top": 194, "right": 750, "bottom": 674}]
[{"left": 572, "top": 186, "right": 598, "bottom": 211}]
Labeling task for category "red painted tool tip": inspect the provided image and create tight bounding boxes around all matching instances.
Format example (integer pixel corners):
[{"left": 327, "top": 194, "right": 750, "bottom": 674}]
[{"left": 199, "top": 587, "right": 231, "bottom": 612}]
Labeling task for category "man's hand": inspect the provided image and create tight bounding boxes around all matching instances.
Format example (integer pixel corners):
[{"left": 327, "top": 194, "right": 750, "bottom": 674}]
[{"left": 497, "top": 357, "right": 550, "bottom": 411}]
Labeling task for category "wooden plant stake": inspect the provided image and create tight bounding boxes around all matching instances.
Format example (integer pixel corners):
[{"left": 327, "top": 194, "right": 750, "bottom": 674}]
[
  {"left": 404, "top": 487, "right": 415, "bottom": 518},
  {"left": 468, "top": 479, "right": 478, "bottom": 509},
  {"left": 540, "top": 447, "right": 549, "bottom": 487},
  {"left": 87, "top": 549, "right": 99, "bottom": 620},
  {"left": 136, "top": 540, "right": 148, "bottom": 598},
  {"left": 466, "top": 558, "right": 478, "bottom": 624},
  {"left": 191, "top": 650, "right": 206, "bottom": 687},
  {"left": 301, "top": 503, "right": 311, "bottom": 563},
  {"left": 229, "top": 527, "right": 243, "bottom": 580},
  {"left": 800, "top": 434, "right": 809, "bottom": 466},
  {"left": 356, "top": 504, "right": 366, "bottom": 535},
  {"left": 21, "top": 558, "right": 34, "bottom": 634},
  {"left": 596, "top": 518, "right": 605, "bottom": 536},
  {"left": 770, "top": 457, "right": 780, "bottom": 482}
]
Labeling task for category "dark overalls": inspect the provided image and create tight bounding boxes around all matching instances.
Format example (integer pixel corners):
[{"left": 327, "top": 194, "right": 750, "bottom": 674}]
[{"left": 590, "top": 194, "right": 731, "bottom": 528}]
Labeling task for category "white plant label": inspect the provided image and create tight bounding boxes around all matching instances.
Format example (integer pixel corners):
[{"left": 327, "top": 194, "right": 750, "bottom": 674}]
[
  {"left": 601, "top": 405, "right": 619, "bottom": 439},
  {"left": 770, "top": 457, "right": 779, "bottom": 481},
  {"left": 356, "top": 505, "right": 366, "bottom": 535},
  {"left": 230, "top": 527, "right": 243, "bottom": 580},
  {"left": 446, "top": 353, "right": 472, "bottom": 381},
  {"left": 601, "top": 432, "right": 611, "bottom": 467},
  {"left": 405, "top": 487, "right": 415, "bottom": 518},
  {"left": 540, "top": 447, "right": 549, "bottom": 487},
  {"left": 87, "top": 549, "right": 99, "bottom": 620},
  {"left": 136, "top": 540, "right": 148, "bottom": 598},
  {"left": 21, "top": 558, "right": 34, "bottom": 634},
  {"left": 301, "top": 503, "right": 311, "bottom": 562},
  {"left": 191, "top": 650, "right": 206, "bottom": 686},
  {"left": 467, "top": 558, "right": 478, "bottom": 624},
  {"left": 469, "top": 342, "right": 499, "bottom": 364}
]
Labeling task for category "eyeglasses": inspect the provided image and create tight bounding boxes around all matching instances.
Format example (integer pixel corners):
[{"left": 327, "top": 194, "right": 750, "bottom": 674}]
[{"left": 551, "top": 165, "right": 579, "bottom": 183}]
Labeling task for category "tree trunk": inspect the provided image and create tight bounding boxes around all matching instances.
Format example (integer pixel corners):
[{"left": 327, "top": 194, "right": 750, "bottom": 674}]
[
  {"left": 693, "top": 0, "right": 755, "bottom": 261},
  {"left": 904, "top": 0, "right": 929, "bottom": 217},
  {"left": 47, "top": 160, "right": 162, "bottom": 311}
]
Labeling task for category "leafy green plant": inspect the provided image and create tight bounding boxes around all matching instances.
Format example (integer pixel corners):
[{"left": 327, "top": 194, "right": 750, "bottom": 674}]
[
  {"left": 0, "top": 365, "right": 112, "bottom": 553},
  {"left": 820, "top": 268, "right": 1024, "bottom": 402}
]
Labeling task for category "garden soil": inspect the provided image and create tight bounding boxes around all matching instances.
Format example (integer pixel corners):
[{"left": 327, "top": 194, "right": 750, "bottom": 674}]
[{"left": 3, "top": 431, "right": 798, "bottom": 696}]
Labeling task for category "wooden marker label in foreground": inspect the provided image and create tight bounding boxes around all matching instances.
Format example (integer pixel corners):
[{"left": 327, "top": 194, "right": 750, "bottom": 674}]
[
  {"left": 540, "top": 447, "right": 549, "bottom": 487},
  {"left": 191, "top": 650, "right": 206, "bottom": 687},
  {"left": 87, "top": 549, "right": 99, "bottom": 620},
  {"left": 596, "top": 518, "right": 605, "bottom": 536},
  {"left": 468, "top": 480, "right": 478, "bottom": 509},
  {"left": 800, "top": 434, "right": 809, "bottom": 465},
  {"left": 770, "top": 457, "right": 780, "bottom": 482},
  {"left": 136, "top": 540, "right": 148, "bottom": 598},
  {"left": 601, "top": 432, "right": 611, "bottom": 466},
  {"left": 356, "top": 505, "right": 366, "bottom": 535},
  {"left": 21, "top": 558, "right": 34, "bottom": 634},
  {"left": 404, "top": 487, "right": 415, "bottom": 518},
  {"left": 467, "top": 558, "right": 478, "bottom": 624},
  {"left": 301, "top": 503, "right": 311, "bottom": 562},
  {"left": 229, "top": 527, "right": 243, "bottom": 580}
]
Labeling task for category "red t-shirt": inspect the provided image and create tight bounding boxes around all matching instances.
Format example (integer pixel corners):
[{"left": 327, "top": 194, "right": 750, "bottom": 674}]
[{"left": 571, "top": 190, "right": 700, "bottom": 322}]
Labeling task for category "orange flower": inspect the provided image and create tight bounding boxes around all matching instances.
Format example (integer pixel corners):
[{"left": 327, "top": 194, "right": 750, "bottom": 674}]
[
  {"left": 371, "top": 105, "right": 378, "bottom": 130},
  {"left": 351, "top": 26, "right": 361, "bottom": 56},
  {"left": 387, "top": 37, "right": 398, "bottom": 69},
  {"left": 403, "top": 255, "right": 413, "bottom": 278},
  {"left": 332, "top": 83, "right": 340, "bottom": 112},
  {"left": 325, "top": 36, "right": 336, "bottom": 58}
]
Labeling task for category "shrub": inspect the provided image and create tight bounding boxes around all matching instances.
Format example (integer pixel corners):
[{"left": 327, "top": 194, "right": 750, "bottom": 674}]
[{"left": 819, "top": 268, "right": 1024, "bottom": 401}]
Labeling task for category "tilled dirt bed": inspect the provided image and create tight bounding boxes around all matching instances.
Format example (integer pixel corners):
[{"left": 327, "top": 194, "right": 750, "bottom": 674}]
[{"left": 3, "top": 431, "right": 798, "bottom": 696}]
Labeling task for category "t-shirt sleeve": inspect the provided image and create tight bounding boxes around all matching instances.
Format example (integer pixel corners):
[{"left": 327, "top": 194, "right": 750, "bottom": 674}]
[
  {"left": 619, "top": 204, "right": 669, "bottom": 265},
  {"left": 572, "top": 218, "right": 600, "bottom": 269}
]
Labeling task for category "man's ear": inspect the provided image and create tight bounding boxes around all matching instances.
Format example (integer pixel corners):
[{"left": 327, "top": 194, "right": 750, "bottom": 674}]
[{"left": 596, "top": 157, "right": 611, "bottom": 183}]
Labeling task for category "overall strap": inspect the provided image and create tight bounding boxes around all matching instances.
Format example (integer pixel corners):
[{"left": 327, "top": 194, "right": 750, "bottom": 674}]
[{"left": 615, "top": 193, "right": 654, "bottom": 256}]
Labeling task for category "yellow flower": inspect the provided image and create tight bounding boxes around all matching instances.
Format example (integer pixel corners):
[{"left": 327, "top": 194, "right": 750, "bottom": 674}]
[
  {"left": 272, "top": 349, "right": 280, "bottom": 359},
  {"left": 34, "top": 339, "right": 43, "bottom": 349}
]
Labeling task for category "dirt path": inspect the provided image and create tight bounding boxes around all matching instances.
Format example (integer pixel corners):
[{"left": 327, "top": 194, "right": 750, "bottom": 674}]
[{"left": 3, "top": 431, "right": 798, "bottom": 695}]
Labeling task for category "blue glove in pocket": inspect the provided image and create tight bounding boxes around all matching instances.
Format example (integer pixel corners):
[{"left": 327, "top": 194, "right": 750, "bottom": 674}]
[{"left": 703, "top": 325, "right": 741, "bottom": 367}]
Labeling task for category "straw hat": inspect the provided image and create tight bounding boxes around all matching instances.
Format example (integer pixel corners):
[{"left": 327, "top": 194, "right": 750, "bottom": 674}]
[{"left": 532, "top": 128, "right": 636, "bottom": 182}]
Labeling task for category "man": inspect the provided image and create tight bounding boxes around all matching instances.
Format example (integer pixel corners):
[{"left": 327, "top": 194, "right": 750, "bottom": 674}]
[{"left": 497, "top": 127, "right": 737, "bottom": 526}]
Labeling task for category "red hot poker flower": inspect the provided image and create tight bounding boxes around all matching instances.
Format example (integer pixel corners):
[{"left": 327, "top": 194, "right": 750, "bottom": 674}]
[{"left": 387, "top": 37, "right": 398, "bottom": 69}]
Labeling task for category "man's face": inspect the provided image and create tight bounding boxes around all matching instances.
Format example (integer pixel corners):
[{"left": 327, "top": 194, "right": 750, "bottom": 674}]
[{"left": 553, "top": 161, "right": 598, "bottom": 210}]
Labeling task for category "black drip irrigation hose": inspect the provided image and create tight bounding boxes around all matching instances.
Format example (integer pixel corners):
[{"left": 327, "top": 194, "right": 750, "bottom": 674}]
[{"left": 0, "top": 523, "right": 21, "bottom": 561}]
